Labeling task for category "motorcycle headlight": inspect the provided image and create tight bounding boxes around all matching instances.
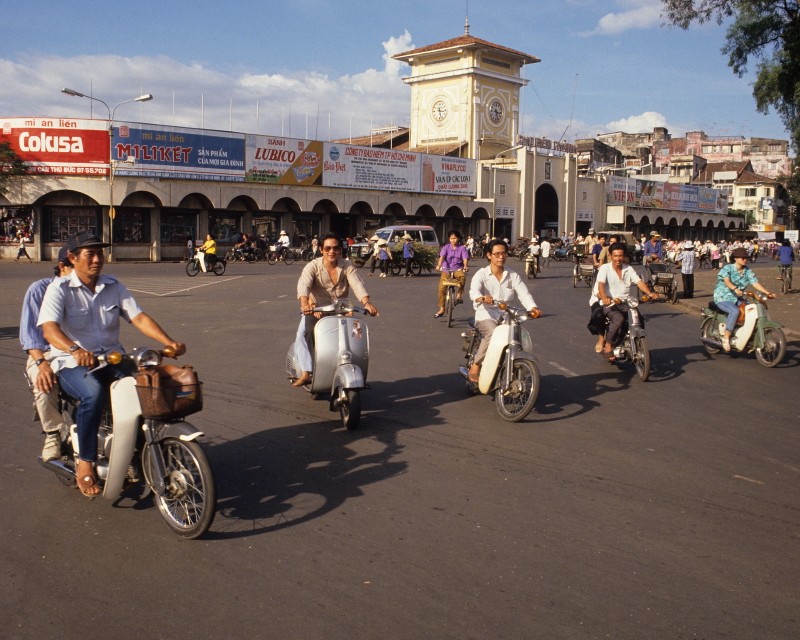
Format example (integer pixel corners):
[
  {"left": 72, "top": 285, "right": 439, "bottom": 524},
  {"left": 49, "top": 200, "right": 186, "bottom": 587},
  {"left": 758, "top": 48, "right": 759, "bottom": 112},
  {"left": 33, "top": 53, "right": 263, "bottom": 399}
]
[
  {"left": 135, "top": 349, "right": 162, "bottom": 367},
  {"left": 628, "top": 298, "right": 640, "bottom": 309}
]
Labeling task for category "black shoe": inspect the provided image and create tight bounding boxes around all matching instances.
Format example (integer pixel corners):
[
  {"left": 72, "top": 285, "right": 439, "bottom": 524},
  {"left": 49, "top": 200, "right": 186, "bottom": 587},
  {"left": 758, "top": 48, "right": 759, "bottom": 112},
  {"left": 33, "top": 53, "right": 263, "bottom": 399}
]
[{"left": 455, "top": 298, "right": 463, "bottom": 305}]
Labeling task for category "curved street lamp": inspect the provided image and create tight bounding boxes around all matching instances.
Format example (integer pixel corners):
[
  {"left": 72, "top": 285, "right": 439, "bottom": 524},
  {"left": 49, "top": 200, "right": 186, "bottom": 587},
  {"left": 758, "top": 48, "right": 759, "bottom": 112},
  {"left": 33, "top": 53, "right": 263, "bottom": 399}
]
[
  {"left": 61, "top": 88, "right": 153, "bottom": 261},
  {"left": 491, "top": 144, "right": 525, "bottom": 238}
]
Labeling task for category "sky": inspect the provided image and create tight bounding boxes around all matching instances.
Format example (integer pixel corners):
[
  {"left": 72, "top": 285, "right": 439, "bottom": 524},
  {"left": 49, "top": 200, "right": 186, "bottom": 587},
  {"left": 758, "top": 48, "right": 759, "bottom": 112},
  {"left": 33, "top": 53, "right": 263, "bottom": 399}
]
[{"left": 0, "top": 0, "right": 790, "bottom": 147}]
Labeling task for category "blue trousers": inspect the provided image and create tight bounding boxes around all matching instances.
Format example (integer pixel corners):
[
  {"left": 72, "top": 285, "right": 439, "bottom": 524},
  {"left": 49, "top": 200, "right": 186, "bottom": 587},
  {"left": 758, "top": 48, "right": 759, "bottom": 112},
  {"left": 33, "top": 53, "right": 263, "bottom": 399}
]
[
  {"left": 58, "top": 362, "right": 134, "bottom": 462},
  {"left": 714, "top": 300, "right": 741, "bottom": 333}
]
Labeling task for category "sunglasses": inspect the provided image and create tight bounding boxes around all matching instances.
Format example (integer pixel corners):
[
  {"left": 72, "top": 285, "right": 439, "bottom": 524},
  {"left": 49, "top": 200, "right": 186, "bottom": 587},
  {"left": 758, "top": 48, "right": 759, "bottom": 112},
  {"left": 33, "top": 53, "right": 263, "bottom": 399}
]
[{"left": 322, "top": 246, "right": 341, "bottom": 252}]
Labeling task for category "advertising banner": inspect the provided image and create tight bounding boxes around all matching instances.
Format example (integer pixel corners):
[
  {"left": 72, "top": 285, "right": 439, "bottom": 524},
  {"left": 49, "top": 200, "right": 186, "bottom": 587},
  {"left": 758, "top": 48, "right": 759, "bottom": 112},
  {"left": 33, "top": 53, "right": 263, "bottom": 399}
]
[
  {"left": 421, "top": 156, "right": 476, "bottom": 196},
  {"left": 605, "top": 176, "right": 727, "bottom": 215},
  {"left": 0, "top": 117, "right": 109, "bottom": 176},
  {"left": 113, "top": 123, "right": 245, "bottom": 181},
  {"left": 322, "top": 143, "right": 421, "bottom": 192},
  {"left": 245, "top": 135, "right": 323, "bottom": 186}
]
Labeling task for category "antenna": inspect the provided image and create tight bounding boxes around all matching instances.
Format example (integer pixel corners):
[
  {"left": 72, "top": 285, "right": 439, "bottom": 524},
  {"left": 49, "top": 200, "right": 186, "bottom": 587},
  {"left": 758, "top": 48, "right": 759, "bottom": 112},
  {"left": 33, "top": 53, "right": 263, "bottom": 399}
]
[
  {"left": 464, "top": 0, "right": 470, "bottom": 35},
  {"left": 560, "top": 74, "right": 579, "bottom": 143}
]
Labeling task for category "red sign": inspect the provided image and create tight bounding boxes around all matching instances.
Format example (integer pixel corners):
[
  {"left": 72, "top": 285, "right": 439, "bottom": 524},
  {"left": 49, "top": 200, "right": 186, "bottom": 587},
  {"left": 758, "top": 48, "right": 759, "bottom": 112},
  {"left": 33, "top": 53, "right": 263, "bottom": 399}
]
[{"left": 1, "top": 117, "right": 109, "bottom": 175}]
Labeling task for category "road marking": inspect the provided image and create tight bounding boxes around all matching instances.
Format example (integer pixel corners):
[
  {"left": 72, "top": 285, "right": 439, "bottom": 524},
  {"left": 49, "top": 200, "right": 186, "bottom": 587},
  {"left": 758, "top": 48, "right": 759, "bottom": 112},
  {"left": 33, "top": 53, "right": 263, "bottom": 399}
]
[
  {"left": 732, "top": 475, "right": 765, "bottom": 485},
  {"left": 125, "top": 276, "right": 242, "bottom": 297},
  {"left": 548, "top": 361, "right": 579, "bottom": 377}
]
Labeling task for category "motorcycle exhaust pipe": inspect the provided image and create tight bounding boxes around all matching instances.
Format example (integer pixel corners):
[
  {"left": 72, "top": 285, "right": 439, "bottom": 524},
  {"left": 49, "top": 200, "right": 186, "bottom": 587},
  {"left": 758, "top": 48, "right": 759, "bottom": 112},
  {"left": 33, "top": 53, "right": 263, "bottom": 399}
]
[
  {"left": 39, "top": 457, "right": 75, "bottom": 482},
  {"left": 701, "top": 337, "right": 723, "bottom": 350}
]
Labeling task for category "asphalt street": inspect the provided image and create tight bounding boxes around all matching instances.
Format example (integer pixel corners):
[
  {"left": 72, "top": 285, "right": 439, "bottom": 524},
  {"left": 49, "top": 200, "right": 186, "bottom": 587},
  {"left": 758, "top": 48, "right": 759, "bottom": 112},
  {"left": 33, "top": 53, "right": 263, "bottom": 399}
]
[{"left": 1, "top": 256, "right": 798, "bottom": 639}]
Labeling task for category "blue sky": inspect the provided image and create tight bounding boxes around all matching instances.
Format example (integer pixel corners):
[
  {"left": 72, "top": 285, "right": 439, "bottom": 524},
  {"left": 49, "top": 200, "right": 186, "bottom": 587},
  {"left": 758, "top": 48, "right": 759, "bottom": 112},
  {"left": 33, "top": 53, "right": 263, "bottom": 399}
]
[{"left": 0, "top": 0, "right": 789, "bottom": 146}]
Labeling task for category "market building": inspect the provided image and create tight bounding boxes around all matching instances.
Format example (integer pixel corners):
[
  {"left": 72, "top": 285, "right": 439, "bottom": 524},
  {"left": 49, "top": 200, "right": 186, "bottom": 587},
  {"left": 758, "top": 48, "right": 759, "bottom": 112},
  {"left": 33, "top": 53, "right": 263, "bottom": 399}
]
[{"left": 1, "top": 24, "right": 753, "bottom": 261}]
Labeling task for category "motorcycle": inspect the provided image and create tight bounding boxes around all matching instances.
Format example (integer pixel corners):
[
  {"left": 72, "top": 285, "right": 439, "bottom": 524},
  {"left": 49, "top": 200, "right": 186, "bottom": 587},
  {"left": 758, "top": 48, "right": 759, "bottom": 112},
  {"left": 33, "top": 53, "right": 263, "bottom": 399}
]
[
  {"left": 186, "top": 249, "right": 226, "bottom": 276},
  {"left": 38, "top": 346, "right": 216, "bottom": 539},
  {"left": 602, "top": 296, "right": 653, "bottom": 381},
  {"left": 458, "top": 302, "right": 541, "bottom": 422},
  {"left": 700, "top": 291, "right": 786, "bottom": 367},
  {"left": 286, "top": 299, "right": 373, "bottom": 430},
  {"left": 525, "top": 254, "right": 539, "bottom": 279}
]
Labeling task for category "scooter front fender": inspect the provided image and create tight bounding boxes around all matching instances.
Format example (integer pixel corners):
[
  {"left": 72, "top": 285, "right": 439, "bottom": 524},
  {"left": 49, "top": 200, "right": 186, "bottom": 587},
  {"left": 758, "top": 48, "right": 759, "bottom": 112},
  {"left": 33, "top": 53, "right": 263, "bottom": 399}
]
[
  {"left": 103, "top": 376, "right": 142, "bottom": 499},
  {"left": 159, "top": 421, "right": 205, "bottom": 441},
  {"left": 332, "top": 363, "right": 365, "bottom": 393},
  {"left": 630, "top": 325, "right": 646, "bottom": 338}
]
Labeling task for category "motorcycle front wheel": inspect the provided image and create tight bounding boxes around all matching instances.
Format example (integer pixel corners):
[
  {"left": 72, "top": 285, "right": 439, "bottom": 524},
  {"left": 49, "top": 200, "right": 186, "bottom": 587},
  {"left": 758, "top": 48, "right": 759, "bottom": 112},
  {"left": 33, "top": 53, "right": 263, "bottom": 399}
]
[
  {"left": 755, "top": 327, "right": 786, "bottom": 368},
  {"left": 186, "top": 260, "right": 200, "bottom": 277},
  {"left": 700, "top": 317, "right": 721, "bottom": 354},
  {"left": 632, "top": 336, "right": 651, "bottom": 381},
  {"left": 143, "top": 438, "right": 216, "bottom": 539},
  {"left": 495, "top": 357, "right": 540, "bottom": 422},
  {"left": 224, "top": 249, "right": 236, "bottom": 263},
  {"left": 340, "top": 389, "right": 361, "bottom": 430}
]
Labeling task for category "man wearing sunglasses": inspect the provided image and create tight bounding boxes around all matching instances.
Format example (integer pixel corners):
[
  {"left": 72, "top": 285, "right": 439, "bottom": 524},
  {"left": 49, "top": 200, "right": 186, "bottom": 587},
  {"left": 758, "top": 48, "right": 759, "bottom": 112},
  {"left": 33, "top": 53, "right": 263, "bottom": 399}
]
[{"left": 292, "top": 233, "right": 379, "bottom": 387}]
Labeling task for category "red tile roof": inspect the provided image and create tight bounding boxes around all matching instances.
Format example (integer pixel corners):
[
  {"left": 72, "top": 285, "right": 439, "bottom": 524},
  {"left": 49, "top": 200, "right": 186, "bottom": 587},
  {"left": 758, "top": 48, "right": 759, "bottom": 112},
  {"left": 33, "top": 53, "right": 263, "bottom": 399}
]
[{"left": 394, "top": 34, "right": 540, "bottom": 65}]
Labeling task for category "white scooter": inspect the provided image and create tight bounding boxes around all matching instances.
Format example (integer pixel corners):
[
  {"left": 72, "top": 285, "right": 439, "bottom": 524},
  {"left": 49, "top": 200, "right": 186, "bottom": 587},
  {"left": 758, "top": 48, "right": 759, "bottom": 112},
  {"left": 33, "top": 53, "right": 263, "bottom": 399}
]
[
  {"left": 286, "top": 299, "right": 373, "bottom": 430},
  {"left": 458, "top": 302, "right": 542, "bottom": 422},
  {"left": 38, "top": 346, "right": 216, "bottom": 539}
]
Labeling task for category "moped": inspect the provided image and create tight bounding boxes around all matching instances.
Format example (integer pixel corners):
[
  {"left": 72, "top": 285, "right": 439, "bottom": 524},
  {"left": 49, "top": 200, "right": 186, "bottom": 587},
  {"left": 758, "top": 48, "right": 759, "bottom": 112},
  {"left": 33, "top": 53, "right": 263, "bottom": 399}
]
[
  {"left": 186, "top": 249, "right": 226, "bottom": 276},
  {"left": 700, "top": 291, "right": 786, "bottom": 367},
  {"left": 602, "top": 296, "right": 653, "bottom": 381},
  {"left": 525, "top": 254, "right": 539, "bottom": 280},
  {"left": 39, "top": 346, "right": 216, "bottom": 539},
  {"left": 286, "top": 299, "right": 373, "bottom": 429},
  {"left": 458, "top": 302, "right": 541, "bottom": 422}
]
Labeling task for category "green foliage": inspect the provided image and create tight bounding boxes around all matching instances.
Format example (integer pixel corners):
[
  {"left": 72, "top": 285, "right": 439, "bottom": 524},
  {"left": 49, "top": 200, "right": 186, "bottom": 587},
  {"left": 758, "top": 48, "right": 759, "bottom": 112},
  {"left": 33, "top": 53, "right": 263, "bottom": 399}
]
[
  {"left": 389, "top": 243, "right": 438, "bottom": 272},
  {"left": 662, "top": 0, "right": 800, "bottom": 153},
  {"left": 0, "top": 142, "right": 27, "bottom": 195}
]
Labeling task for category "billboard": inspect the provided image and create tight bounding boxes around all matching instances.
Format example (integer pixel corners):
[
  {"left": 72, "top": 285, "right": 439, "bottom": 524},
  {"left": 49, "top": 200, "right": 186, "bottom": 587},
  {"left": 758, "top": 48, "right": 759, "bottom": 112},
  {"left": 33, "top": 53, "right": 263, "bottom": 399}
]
[
  {"left": 245, "top": 135, "right": 322, "bottom": 186},
  {"left": 112, "top": 123, "right": 245, "bottom": 181},
  {"left": 606, "top": 176, "right": 728, "bottom": 215},
  {"left": 322, "top": 143, "right": 422, "bottom": 192},
  {"left": 0, "top": 117, "right": 109, "bottom": 175},
  {"left": 421, "top": 156, "right": 476, "bottom": 196}
]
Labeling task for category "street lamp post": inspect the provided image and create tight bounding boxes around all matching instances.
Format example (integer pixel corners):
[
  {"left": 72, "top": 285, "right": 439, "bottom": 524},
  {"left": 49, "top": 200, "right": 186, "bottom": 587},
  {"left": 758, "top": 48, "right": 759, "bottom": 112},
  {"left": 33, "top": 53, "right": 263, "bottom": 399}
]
[
  {"left": 491, "top": 144, "right": 525, "bottom": 238},
  {"left": 61, "top": 88, "right": 153, "bottom": 261}
]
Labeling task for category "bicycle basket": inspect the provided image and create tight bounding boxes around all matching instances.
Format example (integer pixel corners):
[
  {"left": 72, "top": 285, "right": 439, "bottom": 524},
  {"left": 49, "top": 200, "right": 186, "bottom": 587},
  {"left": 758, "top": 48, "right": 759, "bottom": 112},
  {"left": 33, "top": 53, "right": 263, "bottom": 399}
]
[{"left": 135, "top": 365, "right": 203, "bottom": 419}]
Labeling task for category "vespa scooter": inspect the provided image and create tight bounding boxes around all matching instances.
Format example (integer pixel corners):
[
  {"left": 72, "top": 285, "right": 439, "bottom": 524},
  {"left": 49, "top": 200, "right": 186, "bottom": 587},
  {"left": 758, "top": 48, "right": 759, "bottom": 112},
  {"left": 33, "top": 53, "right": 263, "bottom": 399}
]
[{"left": 286, "top": 299, "right": 373, "bottom": 429}]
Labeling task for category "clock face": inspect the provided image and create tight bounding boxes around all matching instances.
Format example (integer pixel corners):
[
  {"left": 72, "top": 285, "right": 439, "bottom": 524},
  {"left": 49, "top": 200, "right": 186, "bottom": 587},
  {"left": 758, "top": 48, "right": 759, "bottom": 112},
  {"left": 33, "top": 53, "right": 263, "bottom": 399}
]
[
  {"left": 431, "top": 99, "right": 448, "bottom": 122},
  {"left": 489, "top": 99, "right": 504, "bottom": 124}
]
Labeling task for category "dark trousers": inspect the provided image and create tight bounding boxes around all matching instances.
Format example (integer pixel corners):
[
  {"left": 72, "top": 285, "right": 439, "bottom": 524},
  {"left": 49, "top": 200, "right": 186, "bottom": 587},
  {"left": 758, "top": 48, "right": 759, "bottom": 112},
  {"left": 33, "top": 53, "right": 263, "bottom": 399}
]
[{"left": 682, "top": 272, "right": 694, "bottom": 299}]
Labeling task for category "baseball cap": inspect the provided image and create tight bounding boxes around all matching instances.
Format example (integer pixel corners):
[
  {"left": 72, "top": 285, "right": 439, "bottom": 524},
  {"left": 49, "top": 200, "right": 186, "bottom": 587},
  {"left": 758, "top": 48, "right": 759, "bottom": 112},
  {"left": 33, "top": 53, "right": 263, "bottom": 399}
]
[{"left": 67, "top": 231, "right": 109, "bottom": 252}]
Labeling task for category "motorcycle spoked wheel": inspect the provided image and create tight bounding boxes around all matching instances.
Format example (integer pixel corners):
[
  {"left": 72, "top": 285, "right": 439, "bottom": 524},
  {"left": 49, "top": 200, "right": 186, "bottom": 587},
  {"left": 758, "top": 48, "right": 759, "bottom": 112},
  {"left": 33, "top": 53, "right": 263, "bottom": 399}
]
[
  {"left": 338, "top": 389, "right": 361, "bottom": 430},
  {"left": 495, "top": 357, "right": 540, "bottom": 422},
  {"left": 186, "top": 260, "right": 200, "bottom": 277},
  {"left": 632, "top": 336, "right": 651, "bottom": 381},
  {"left": 700, "top": 317, "right": 721, "bottom": 355},
  {"left": 755, "top": 327, "right": 787, "bottom": 368},
  {"left": 142, "top": 437, "right": 216, "bottom": 539}
]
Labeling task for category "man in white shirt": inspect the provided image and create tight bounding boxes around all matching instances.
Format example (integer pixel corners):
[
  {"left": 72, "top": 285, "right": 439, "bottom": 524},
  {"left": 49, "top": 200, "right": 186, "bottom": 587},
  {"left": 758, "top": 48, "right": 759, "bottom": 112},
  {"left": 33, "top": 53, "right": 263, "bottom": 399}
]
[
  {"left": 467, "top": 239, "right": 541, "bottom": 382},
  {"left": 540, "top": 237, "right": 551, "bottom": 268}
]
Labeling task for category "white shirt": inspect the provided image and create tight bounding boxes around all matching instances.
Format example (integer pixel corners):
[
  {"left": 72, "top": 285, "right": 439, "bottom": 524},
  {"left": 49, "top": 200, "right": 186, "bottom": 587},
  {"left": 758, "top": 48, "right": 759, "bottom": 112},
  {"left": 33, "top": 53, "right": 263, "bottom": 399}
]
[
  {"left": 37, "top": 272, "right": 143, "bottom": 372},
  {"left": 278, "top": 234, "right": 290, "bottom": 247},
  {"left": 589, "top": 262, "right": 642, "bottom": 306},
  {"left": 469, "top": 266, "right": 536, "bottom": 323},
  {"left": 540, "top": 240, "right": 551, "bottom": 257}
]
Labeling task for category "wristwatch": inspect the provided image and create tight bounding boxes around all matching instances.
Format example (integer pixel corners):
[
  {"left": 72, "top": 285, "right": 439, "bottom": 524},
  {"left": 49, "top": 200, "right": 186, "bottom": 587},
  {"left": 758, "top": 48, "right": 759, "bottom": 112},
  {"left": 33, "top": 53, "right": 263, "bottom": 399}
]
[
  {"left": 69, "top": 344, "right": 81, "bottom": 353},
  {"left": 34, "top": 358, "right": 46, "bottom": 367}
]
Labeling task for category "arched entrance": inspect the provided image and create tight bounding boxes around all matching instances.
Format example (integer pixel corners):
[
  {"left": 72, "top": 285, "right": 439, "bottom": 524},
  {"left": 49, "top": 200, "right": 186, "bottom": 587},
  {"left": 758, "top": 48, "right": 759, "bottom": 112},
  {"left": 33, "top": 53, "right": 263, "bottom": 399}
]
[{"left": 533, "top": 183, "right": 559, "bottom": 238}]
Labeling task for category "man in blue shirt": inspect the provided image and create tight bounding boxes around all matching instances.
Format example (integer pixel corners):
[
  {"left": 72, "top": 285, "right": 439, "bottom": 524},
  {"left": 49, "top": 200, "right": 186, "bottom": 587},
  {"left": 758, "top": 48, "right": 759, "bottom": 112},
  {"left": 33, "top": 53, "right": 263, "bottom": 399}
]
[
  {"left": 19, "top": 245, "right": 73, "bottom": 461},
  {"left": 777, "top": 239, "right": 794, "bottom": 282},
  {"left": 643, "top": 232, "right": 664, "bottom": 266}
]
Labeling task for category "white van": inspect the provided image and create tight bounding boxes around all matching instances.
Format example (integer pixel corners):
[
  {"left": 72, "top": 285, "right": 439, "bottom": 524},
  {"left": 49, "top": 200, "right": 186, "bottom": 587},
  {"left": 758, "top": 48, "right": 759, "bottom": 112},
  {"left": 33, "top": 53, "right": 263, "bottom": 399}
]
[{"left": 374, "top": 225, "right": 439, "bottom": 247}]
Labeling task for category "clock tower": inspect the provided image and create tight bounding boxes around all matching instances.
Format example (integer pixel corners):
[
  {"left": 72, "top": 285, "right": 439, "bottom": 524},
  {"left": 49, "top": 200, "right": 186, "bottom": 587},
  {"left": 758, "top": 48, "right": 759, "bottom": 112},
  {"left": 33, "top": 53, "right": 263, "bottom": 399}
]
[{"left": 393, "top": 20, "right": 540, "bottom": 160}]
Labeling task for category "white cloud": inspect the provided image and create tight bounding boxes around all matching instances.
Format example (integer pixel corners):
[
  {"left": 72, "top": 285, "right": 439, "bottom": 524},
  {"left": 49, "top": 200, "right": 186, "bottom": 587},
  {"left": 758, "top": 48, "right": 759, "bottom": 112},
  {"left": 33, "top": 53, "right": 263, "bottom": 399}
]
[
  {"left": 581, "top": 0, "right": 662, "bottom": 36},
  {"left": 0, "top": 33, "right": 415, "bottom": 139},
  {"left": 605, "top": 111, "right": 669, "bottom": 133}
]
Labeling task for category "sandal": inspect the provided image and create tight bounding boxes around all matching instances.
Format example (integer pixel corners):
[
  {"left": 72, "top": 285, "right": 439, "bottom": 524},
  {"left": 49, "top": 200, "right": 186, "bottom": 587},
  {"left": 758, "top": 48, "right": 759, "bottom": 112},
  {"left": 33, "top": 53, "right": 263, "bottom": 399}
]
[
  {"left": 75, "top": 461, "right": 100, "bottom": 498},
  {"left": 602, "top": 348, "right": 617, "bottom": 363}
]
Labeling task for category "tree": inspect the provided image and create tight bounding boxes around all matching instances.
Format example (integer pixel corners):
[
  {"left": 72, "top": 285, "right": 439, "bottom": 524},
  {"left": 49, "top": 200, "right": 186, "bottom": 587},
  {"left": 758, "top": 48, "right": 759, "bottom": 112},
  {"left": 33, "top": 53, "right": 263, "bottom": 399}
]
[
  {"left": 663, "top": 1, "right": 800, "bottom": 154},
  {"left": 0, "top": 142, "right": 27, "bottom": 195}
]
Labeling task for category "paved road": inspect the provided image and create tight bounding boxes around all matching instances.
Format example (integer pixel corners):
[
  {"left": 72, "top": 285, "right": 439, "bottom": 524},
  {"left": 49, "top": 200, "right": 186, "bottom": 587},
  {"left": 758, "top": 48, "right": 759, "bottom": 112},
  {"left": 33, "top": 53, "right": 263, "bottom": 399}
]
[{"left": 0, "top": 258, "right": 798, "bottom": 639}]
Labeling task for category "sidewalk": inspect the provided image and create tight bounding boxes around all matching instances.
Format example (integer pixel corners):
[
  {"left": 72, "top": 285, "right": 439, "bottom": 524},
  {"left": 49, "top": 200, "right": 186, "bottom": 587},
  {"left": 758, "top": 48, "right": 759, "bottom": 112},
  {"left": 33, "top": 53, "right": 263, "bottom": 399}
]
[{"left": 667, "top": 260, "right": 799, "bottom": 340}]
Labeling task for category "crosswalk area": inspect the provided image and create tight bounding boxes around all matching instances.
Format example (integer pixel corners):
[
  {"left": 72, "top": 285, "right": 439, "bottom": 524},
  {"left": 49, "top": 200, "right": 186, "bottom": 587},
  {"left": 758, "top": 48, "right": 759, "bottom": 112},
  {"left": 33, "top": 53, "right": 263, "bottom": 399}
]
[{"left": 123, "top": 275, "right": 242, "bottom": 297}]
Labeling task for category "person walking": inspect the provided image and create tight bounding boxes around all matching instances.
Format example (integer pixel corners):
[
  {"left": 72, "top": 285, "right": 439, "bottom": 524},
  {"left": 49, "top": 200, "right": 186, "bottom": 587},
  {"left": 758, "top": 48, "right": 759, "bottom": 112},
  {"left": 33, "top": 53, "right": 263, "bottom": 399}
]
[
  {"left": 678, "top": 240, "right": 696, "bottom": 299},
  {"left": 402, "top": 234, "right": 415, "bottom": 277},
  {"left": 540, "top": 237, "right": 551, "bottom": 268},
  {"left": 16, "top": 232, "right": 33, "bottom": 263}
]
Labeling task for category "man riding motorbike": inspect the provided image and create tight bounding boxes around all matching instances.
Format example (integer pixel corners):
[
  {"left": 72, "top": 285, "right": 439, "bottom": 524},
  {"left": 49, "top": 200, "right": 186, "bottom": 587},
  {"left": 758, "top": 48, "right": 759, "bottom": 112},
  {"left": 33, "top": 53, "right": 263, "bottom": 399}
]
[
  {"left": 292, "top": 233, "right": 379, "bottom": 387},
  {"left": 590, "top": 243, "right": 658, "bottom": 361},
  {"left": 38, "top": 231, "right": 185, "bottom": 497},
  {"left": 467, "top": 239, "right": 542, "bottom": 382}
]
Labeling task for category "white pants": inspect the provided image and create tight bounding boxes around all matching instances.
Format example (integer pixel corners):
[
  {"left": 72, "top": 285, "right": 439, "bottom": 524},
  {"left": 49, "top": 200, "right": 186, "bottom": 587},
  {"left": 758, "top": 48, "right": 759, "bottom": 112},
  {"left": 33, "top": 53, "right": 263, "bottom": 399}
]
[{"left": 25, "top": 356, "right": 67, "bottom": 434}]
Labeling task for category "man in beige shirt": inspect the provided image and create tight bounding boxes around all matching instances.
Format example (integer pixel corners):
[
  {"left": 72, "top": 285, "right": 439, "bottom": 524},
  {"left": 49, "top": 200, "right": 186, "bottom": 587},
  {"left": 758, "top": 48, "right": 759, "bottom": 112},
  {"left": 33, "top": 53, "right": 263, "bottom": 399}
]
[{"left": 292, "top": 233, "right": 379, "bottom": 387}]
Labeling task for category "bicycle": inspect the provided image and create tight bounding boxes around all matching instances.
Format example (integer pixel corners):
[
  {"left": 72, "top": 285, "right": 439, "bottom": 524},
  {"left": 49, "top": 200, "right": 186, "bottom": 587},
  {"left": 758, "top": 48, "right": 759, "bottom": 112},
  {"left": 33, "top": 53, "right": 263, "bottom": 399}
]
[
  {"left": 780, "top": 264, "right": 793, "bottom": 293},
  {"left": 442, "top": 272, "right": 461, "bottom": 328}
]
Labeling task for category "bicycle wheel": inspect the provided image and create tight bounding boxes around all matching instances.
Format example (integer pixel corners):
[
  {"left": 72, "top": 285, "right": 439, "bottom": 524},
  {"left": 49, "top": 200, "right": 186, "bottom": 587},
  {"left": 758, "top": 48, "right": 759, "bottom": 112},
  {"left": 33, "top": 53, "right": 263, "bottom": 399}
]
[
  {"left": 224, "top": 249, "right": 236, "bottom": 263},
  {"left": 186, "top": 260, "right": 200, "bottom": 277},
  {"left": 781, "top": 268, "right": 790, "bottom": 294},
  {"left": 755, "top": 327, "right": 786, "bottom": 368},
  {"left": 410, "top": 260, "right": 422, "bottom": 276},
  {"left": 495, "top": 357, "right": 540, "bottom": 422},
  {"left": 267, "top": 251, "right": 278, "bottom": 265},
  {"left": 445, "top": 287, "right": 455, "bottom": 327},
  {"left": 283, "top": 250, "right": 294, "bottom": 265},
  {"left": 390, "top": 262, "right": 401, "bottom": 276},
  {"left": 143, "top": 437, "right": 216, "bottom": 540}
]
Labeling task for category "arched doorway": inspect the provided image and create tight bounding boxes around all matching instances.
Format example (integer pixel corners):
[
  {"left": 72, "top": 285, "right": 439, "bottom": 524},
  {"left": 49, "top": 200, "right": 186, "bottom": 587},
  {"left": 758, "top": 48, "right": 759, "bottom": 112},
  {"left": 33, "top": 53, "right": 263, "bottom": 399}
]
[{"left": 533, "top": 183, "right": 559, "bottom": 238}]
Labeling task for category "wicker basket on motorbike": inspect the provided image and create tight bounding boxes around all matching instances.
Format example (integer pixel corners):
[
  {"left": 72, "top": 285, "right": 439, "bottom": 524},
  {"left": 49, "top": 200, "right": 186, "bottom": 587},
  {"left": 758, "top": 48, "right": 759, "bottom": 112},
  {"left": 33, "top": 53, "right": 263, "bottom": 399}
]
[{"left": 135, "top": 365, "right": 203, "bottom": 419}]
